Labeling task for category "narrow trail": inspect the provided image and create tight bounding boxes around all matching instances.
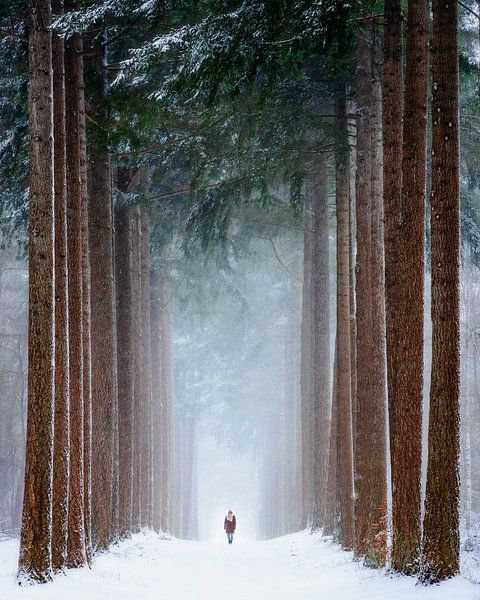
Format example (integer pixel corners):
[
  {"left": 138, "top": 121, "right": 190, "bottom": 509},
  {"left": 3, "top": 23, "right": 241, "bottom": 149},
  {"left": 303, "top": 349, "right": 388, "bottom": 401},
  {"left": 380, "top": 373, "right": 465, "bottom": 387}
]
[{"left": 0, "top": 531, "right": 478, "bottom": 599}]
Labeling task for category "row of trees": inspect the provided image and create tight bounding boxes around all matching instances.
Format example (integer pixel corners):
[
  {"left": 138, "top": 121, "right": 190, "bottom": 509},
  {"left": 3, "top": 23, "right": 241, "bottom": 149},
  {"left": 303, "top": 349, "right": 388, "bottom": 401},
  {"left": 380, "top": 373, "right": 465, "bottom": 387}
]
[
  {"left": 2, "top": 0, "right": 472, "bottom": 588},
  {"left": 299, "top": 0, "right": 460, "bottom": 584},
  {"left": 18, "top": 1, "right": 175, "bottom": 583}
]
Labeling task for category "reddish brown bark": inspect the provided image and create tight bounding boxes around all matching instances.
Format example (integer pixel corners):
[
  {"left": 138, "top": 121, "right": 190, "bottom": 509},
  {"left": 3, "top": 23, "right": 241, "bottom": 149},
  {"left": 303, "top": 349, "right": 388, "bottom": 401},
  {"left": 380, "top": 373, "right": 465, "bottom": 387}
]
[
  {"left": 115, "top": 200, "right": 135, "bottom": 538},
  {"left": 90, "top": 35, "right": 118, "bottom": 551},
  {"left": 354, "top": 21, "right": 373, "bottom": 560},
  {"left": 65, "top": 24, "right": 86, "bottom": 569},
  {"left": 389, "top": 0, "right": 428, "bottom": 574},
  {"left": 300, "top": 187, "right": 314, "bottom": 529},
  {"left": 382, "top": 2, "right": 403, "bottom": 565},
  {"left": 131, "top": 205, "right": 143, "bottom": 532},
  {"left": 420, "top": 0, "right": 460, "bottom": 582},
  {"left": 79, "top": 30, "right": 92, "bottom": 567},
  {"left": 18, "top": 0, "right": 55, "bottom": 583},
  {"left": 51, "top": 0, "right": 70, "bottom": 572},
  {"left": 367, "top": 23, "right": 388, "bottom": 567},
  {"left": 310, "top": 154, "right": 331, "bottom": 532},
  {"left": 335, "top": 91, "right": 354, "bottom": 551},
  {"left": 140, "top": 205, "right": 153, "bottom": 528},
  {"left": 354, "top": 23, "right": 387, "bottom": 566},
  {"left": 347, "top": 96, "right": 357, "bottom": 454}
]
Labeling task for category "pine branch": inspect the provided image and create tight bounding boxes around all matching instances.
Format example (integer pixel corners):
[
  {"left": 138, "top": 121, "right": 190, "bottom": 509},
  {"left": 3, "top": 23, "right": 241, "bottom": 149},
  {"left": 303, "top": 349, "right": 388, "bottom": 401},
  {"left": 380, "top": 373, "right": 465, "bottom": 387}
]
[
  {"left": 0, "top": 27, "right": 27, "bottom": 42},
  {"left": 269, "top": 238, "right": 302, "bottom": 282}
]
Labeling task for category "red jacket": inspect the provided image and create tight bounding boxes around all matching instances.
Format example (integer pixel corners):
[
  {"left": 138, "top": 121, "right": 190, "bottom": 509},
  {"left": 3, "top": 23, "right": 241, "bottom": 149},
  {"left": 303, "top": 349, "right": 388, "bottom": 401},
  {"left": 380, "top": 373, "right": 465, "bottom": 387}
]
[{"left": 224, "top": 515, "right": 236, "bottom": 533}]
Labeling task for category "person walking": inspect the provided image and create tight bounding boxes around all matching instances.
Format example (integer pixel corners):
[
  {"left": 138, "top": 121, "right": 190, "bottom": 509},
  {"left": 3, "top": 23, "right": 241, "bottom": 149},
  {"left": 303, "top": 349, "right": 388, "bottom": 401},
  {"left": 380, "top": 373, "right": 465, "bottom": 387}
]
[{"left": 224, "top": 510, "right": 236, "bottom": 544}]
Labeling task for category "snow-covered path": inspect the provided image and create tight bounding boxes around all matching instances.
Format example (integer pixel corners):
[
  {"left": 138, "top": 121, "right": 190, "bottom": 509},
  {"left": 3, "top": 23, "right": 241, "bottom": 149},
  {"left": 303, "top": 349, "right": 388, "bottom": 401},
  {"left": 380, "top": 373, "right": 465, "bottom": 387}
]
[{"left": 0, "top": 531, "right": 478, "bottom": 600}]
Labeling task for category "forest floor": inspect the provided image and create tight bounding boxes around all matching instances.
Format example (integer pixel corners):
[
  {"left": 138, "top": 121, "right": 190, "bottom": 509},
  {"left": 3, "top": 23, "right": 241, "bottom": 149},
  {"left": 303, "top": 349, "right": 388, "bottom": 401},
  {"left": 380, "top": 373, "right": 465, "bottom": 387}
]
[{"left": 0, "top": 530, "right": 479, "bottom": 599}]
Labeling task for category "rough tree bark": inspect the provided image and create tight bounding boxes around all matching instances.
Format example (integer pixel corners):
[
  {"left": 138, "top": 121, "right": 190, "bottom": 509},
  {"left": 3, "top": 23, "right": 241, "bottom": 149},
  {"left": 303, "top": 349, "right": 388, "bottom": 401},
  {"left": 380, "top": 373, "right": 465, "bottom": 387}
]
[
  {"left": 140, "top": 205, "right": 153, "bottom": 529},
  {"left": 462, "top": 329, "right": 473, "bottom": 535},
  {"left": 80, "top": 38, "right": 93, "bottom": 568},
  {"left": 51, "top": 0, "right": 70, "bottom": 572},
  {"left": 115, "top": 199, "right": 135, "bottom": 539},
  {"left": 354, "top": 21, "right": 373, "bottom": 560},
  {"left": 131, "top": 205, "right": 143, "bottom": 532},
  {"left": 354, "top": 22, "right": 387, "bottom": 565},
  {"left": 64, "top": 18, "right": 86, "bottom": 569},
  {"left": 420, "top": 0, "right": 460, "bottom": 582},
  {"left": 90, "top": 33, "right": 119, "bottom": 551},
  {"left": 383, "top": 0, "right": 404, "bottom": 572},
  {"left": 18, "top": 0, "right": 55, "bottom": 583},
  {"left": 335, "top": 90, "right": 354, "bottom": 551},
  {"left": 347, "top": 96, "right": 357, "bottom": 453},
  {"left": 310, "top": 154, "right": 331, "bottom": 532},
  {"left": 366, "top": 22, "right": 388, "bottom": 567},
  {"left": 300, "top": 186, "right": 314, "bottom": 529},
  {"left": 388, "top": 0, "right": 428, "bottom": 574}
]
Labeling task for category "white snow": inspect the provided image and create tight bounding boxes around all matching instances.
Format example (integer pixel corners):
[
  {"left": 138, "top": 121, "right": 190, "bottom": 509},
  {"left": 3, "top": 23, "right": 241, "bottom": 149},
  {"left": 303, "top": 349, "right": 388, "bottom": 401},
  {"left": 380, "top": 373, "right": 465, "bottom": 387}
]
[{"left": 0, "top": 531, "right": 478, "bottom": 599}]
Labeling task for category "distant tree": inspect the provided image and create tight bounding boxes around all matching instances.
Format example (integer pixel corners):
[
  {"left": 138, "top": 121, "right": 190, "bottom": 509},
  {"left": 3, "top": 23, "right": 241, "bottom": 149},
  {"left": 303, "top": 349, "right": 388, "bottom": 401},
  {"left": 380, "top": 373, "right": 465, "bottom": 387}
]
[
  {"left": 140, "top": 204, "right": 153, "bottom": 528},
  {"left": 310, "top": 154, "right": 331, "bottom": 532},
  {"left": 300, "top": 186, "right": 314, "bottom": 529},
  {"left": 131, "top": 204, "right": 143, "bottom": 532},
  {"left": 323, "top": 345, "right": 338, "bottom": 537},
  {"left": 150, "top": 269, "right": 174, "bottom": 533},
  {"left": 115, "top": 199, "right": 135, "bottom": 538}
]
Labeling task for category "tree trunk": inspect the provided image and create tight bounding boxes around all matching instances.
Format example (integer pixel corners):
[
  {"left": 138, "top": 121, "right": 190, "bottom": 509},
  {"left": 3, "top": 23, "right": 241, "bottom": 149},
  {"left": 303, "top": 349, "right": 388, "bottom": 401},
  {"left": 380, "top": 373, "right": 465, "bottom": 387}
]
[
  {"left": 150, "top": 269, "right": 162, "bottom": 533},
  {"left": 64, "top": 23, "right": 86, "bottom": 570},
  {"left": 283, "top": 284, "right": 300, "bottom": 534},
  {"left": 300, "top": 188, "right": 314, "bottom": 529},
  {"left": 173, "top": 418, "right": 183, "bottom": 537},
  {"left": 335, "top": 91, "right": 354, "bottom": 551},
  {"left": 347, "top": 96, "right": 357, "bottom": 454},
  {"left": 51, "top": 0, "right": 70, "bottom": 573},
  {"left": 354, "top": 22, "right": 387, "bottom": 566},
  {"left": 115, "top": 200, "right": 135, "bottom": 539},
  {"left": 367, "top": 22, "right": 388, "bottom": 567},
  {"left": 182, "top": 418, "right": 196, "bottom": 539},
  {"left": 383, "top": 0, "right": 403, "bottom": 567},
  {"left": 151, "top": 268, "right": 174, "bottom": 534},
  {"left": 354, "top": 22, "right": 373, "bottom": 559},
  {"left": 140, "top": 205, "right": 153, "bottom": 528},
  {"left": 18, "top": 0, "right": 55, "bottom": 583},
  {"left": 388, "top": 0, "right": 428, "bottom": 574},
  {"left": 160, "top": 277, "right": 174, "bottom": 533},
  {"left": 90, "top": 33, "right": 118, "bottom": 552},
  {"left": 131, "top": 205, "right": 143, "bottom": 532},
  {"left": 323, "top": 345, "right": 338, "bottom": 537},
  {"left": 80, "top": 39, "right": 93, "bottom": 568},
  {"left": 463, "top": 330, "right": 473, "bottom": 536},
  {"left": 310, "top": 154, "right": 331, "bottom": 532},
  {"left": 420, "top": 0, "right": 460, "bottom": 581}
]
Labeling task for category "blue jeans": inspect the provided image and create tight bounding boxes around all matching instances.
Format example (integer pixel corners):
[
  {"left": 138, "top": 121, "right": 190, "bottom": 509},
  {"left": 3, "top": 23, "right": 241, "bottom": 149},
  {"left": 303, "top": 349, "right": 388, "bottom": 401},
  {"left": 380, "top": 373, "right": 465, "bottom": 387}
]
[{"left": 227, "top": 532, "right": 234, "bottom": 544}]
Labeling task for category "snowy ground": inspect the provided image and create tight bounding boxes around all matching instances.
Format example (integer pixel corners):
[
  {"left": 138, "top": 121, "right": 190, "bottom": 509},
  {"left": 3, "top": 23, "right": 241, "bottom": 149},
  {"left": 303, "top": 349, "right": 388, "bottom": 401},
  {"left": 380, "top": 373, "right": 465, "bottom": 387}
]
[{"left": 0, "top": 531, "right": 479, "bottom": 600}]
